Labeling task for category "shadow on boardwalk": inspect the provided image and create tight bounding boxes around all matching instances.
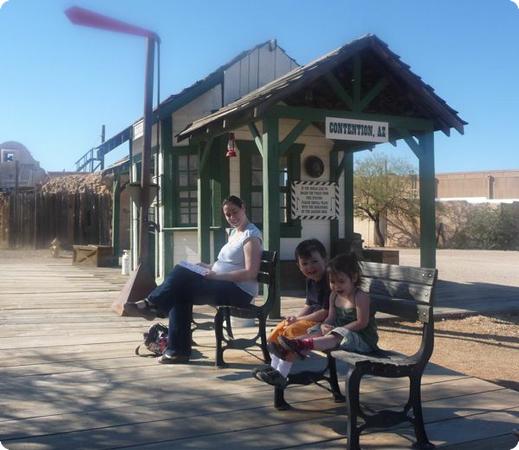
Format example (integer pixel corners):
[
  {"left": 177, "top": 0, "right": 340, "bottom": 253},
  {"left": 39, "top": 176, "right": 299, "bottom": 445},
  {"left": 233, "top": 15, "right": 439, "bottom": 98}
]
[{"left": 0, "top": 250, "right": 518, "bottom": 449}]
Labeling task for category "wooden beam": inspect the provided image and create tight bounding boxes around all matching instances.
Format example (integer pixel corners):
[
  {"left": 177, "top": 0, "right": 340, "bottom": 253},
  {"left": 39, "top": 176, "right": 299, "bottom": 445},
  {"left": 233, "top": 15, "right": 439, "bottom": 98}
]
[
  {"left": 353, "top": 55, "right": 362, "bottom": 110},
  {"left": 269, "top": 105, "right": 435, "bottom": 131},
  {"left": 279, "top": 119, "right": 310, "bottom": 156},
  {"left": 324, "top": 73, "right": 353, "bottom": 109},
  {"left": 397, "top": 127, "right": 424, "bottom": 159},
  {"left": 248, "top": 122, "right": 263, "bottom": 157},
  {"left": 199, "top": 137, "right": 213, "bottom": 172},
  {"left": 358, "top": 78, "right": 388, "bottom": 111}
]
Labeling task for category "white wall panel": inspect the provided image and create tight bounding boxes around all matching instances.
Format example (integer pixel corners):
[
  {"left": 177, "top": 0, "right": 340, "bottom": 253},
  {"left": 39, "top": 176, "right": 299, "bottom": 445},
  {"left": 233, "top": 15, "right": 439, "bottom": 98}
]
[
  {"left": 224, "top": 42, "right": 299, "bottom": 105},
  {"left": 275, "top": 47, "right": 297, "bottom": 78},
  {"left": 172, "top": 85, "right": 222, "bottom": 146}
]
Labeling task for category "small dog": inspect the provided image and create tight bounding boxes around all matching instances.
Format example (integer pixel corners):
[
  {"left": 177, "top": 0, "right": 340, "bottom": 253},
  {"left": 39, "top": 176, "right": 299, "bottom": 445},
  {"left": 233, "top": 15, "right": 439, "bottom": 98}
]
[{"left": 50, "top": 238, "right": 61, "bottom": 258}]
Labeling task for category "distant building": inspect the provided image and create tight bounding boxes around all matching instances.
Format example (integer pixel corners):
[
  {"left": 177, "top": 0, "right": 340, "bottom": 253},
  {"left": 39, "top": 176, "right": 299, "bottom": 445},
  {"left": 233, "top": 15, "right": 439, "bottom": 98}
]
[{"left": 0, "top": 141, "right": 47, "bottom": 191}]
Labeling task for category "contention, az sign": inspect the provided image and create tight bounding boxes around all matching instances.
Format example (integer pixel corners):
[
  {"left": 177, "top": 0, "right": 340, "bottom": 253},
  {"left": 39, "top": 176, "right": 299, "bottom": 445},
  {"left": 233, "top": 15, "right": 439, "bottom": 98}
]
[{"left": 325, "top": 117, "right": 388, "bottom": 143}]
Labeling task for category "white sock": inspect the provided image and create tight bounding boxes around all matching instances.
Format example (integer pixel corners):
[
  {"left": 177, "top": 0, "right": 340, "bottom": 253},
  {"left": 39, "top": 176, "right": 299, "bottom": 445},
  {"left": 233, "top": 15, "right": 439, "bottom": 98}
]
[
  {"left": 270, "top": 354, "right": 280, "bottom": 369},
  {"left": 276, "top": 360, "right": 293, "bottom": 378}
]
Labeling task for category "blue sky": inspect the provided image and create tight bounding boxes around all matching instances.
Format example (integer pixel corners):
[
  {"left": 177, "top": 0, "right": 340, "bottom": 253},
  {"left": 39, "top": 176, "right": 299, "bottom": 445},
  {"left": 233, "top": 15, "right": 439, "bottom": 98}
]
[{"left": 1, "top": 0, "right": 518, "bottom": 173}]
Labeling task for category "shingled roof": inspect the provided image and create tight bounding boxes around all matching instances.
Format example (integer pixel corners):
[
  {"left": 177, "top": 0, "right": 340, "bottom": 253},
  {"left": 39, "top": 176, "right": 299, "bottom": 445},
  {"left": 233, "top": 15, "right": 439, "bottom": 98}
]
[{"left": 178, "top": 34, "right": 466, "bottom": 141}]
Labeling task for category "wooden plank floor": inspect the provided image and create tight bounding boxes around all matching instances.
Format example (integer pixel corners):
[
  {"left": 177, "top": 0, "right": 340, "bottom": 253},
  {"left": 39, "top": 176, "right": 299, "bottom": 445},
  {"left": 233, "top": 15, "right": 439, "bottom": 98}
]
[{"left": 1, "top": 253, "right": 518, "bottom": 449}]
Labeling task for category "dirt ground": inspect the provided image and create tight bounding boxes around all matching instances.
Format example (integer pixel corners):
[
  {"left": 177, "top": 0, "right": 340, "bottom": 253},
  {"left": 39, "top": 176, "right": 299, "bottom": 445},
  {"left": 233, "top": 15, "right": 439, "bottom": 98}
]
[{"left": 378, "top": 312, "right": 519, "bottom": 391}]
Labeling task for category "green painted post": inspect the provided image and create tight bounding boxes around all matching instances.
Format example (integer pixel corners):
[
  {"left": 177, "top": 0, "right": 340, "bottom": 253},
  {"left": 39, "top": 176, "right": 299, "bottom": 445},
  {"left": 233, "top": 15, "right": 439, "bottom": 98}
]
[
  {"left": 418, "top": 132, "right": 436, "bottom": 268},
  {"left": 112, "top": 176, "right": 121, "bottom": 257},
  {"left": 161, "top": 116, "right": 174, "bottom": 273},
  {"left": 262, "top": 116, "right": 281, "bottom": 318},
  {"left": 197, "top": 140, "right": 212, "bottom": 263},
  {"left": 211, "top": 137, "right": 229, "bottom": 258},
  {"left": 330, "top": 151, "right": 339, "bottom": 254},
  {"left": 343, "top": 151, "right": 354, "bottom": 243}
]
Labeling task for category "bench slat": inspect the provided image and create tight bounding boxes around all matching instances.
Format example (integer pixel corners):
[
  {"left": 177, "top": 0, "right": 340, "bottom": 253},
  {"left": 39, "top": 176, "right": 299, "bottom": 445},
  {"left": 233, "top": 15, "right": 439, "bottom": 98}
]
[
  {"left": 360, "top": 262, "right": 436, "bottom": 286},
  {"left": 371, "top": 295, "right": 432, "bottom": 322},
  {"left": 360, "top": 278, "right": 434, "bottom": 304}
]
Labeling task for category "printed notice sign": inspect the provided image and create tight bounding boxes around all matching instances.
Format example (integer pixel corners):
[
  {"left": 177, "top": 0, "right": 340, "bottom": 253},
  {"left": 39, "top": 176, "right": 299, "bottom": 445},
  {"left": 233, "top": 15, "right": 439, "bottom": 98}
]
[
  {"left": 291, "top": 181, "right": 339, "bottom": 220},
  {"left": 325, "top": 117, "right": 388, "bottom": 143}
]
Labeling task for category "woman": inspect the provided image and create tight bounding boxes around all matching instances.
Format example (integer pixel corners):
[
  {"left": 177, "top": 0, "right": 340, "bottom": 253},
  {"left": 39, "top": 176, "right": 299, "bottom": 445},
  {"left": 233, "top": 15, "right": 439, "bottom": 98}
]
[{"left": 125, "top": 195, "right": 263, "bottom": 364}]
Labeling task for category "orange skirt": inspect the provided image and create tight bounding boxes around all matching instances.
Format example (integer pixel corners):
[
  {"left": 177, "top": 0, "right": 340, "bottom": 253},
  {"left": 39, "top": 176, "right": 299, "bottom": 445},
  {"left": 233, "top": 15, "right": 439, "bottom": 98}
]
[{"left": 268, "top": 319, "right": 318, "bottom": 343}]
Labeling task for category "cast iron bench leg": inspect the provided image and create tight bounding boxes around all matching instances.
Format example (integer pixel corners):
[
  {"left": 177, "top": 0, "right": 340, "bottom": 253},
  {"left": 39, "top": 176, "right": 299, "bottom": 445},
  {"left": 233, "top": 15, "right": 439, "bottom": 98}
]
[
  {"left": 345, "top": 367, "right": 362, "bottom": 450},
  {"left": 274, "top": 385, "right": 291, "bottom": 410},
  {"left": 214, "top": 308, "right": 225, "bottom": 367},
  {"left": 410, "top": 373, "right": 435, "bottom": 449},
  {"left": 259, "top": 316, "right": 271, "bottom": 363},
  {"left": 223, "top": 307, "right": 234, "bottom": 339},
  {"left": 327, "top": 354, "right": 345, "bottom": 402}
]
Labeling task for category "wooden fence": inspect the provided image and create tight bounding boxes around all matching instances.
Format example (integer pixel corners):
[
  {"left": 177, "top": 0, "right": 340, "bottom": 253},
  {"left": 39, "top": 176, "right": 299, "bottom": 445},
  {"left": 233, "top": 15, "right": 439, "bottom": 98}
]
[{"left": 0, "top": 190, "right": 112, "bottom": 249}]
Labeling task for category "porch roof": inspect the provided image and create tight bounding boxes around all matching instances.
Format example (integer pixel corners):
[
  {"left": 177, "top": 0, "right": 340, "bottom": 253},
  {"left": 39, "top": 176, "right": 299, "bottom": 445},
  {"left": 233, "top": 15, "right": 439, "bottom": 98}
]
[{"left": 178, "top": 34, "right": 466, "bottom": 142}]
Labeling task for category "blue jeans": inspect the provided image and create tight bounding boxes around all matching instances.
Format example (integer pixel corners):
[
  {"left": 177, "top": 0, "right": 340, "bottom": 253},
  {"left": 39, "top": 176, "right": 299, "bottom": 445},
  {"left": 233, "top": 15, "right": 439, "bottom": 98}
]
[{"left": 147, "top": 265, "right": 253, "bottom": 357}]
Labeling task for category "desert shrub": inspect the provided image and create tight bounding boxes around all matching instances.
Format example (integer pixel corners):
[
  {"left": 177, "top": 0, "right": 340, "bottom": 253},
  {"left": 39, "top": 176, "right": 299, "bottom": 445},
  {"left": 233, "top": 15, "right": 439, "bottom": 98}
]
[{"left": 450, "top": 203, "right": 519, "bottom": 250}]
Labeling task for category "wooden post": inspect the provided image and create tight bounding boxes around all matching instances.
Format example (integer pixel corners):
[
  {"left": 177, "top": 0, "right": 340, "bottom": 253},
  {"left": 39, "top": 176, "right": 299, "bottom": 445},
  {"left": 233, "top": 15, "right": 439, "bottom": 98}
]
[
  {"left": 330, "top": 150, "right": 339, "bottom": 251},
  {"left": 160, "top": 115, "right": 174, "bottom": 274},
  {"left": 262, "top": 116, "right": 281, "bottom": 318},
  {"left": 343, "top": 150, "right": 354, "bottom": 244},
  {"left": 418, "top": 132, "right": 436, "bottom": 268},
  {"left": 211, "top": 136, "right": 229, "bottom": 259},
  {"left": 197, "top": 139, "right": 212, "bottom": 264},
  {"left": 112, "top": 176, "right": 121, "bottom": 257}
]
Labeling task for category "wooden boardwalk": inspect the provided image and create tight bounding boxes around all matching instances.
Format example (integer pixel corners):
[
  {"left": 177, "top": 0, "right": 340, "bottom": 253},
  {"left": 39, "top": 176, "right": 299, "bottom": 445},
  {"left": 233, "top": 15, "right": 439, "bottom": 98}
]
[{"left": 0, "top": 252, "right": 518, "bottom": 449}]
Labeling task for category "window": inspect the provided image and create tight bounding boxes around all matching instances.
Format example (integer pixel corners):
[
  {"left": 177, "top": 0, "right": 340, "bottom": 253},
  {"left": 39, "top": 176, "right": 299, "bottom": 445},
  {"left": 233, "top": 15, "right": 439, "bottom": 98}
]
[
  {"left": 3, "top": 152, "right": 14, "bottom": 162},
  {"left": 239, "top": 141, "right": 303, "bottom": 237},
  {"left": 176, "top": 151, "right": 199, "bottom": 226}
]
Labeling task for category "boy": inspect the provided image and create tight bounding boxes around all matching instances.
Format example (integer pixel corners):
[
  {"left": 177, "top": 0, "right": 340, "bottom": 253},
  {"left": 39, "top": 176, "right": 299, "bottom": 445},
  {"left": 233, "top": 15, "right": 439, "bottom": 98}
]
[{"left": 253, "top": 238, "right": 329, "bottom": 386}]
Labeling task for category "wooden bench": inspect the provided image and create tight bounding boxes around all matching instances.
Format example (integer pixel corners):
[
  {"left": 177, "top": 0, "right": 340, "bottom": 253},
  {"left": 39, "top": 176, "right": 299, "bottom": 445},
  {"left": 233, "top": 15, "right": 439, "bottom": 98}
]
[
  {"left": 214, "top": 250, "right": 278, "bottom": 368},
  {"left": 274, "top": 261, "right": 438, "bottom": 450}
]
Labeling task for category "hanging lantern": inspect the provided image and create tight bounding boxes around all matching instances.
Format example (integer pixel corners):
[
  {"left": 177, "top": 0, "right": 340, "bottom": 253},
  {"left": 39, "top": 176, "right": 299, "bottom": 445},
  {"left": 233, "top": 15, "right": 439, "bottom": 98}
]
[{"left": 226, "top": 132, "right": 237, "bottom": 157}]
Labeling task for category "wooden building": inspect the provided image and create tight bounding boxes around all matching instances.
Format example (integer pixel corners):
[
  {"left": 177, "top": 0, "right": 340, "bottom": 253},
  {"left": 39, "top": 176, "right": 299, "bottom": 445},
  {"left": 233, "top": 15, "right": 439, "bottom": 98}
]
[{"left": 103, "top": 35, "right": 465, "bottom": 315}]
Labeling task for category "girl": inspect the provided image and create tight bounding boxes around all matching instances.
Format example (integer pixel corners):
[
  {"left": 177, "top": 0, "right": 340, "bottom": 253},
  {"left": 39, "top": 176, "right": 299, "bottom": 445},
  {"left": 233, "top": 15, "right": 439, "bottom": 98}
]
[{"left": 263, "top": 253, "right": 378, "bottom": 386}]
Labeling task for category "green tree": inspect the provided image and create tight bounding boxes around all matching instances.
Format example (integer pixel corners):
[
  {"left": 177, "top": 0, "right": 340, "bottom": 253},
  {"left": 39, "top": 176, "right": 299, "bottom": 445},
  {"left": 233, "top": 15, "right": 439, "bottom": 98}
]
[{"left": 354, "top": 153, "right": 417, "bottom": 246}]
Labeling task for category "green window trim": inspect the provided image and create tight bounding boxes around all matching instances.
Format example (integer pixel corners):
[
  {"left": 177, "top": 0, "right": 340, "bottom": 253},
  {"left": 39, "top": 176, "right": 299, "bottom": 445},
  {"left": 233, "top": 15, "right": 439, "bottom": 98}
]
[
  {"left": 172, "top": 145, "right": 199, "bottom": 227},
  {"left": 238, "top": 140, "right": 303, "bottom": 238}
]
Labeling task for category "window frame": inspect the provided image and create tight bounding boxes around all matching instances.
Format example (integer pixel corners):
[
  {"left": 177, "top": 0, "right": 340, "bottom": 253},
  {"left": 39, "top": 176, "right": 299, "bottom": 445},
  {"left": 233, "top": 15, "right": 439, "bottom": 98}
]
[
  {"left": 172, "top": 146, "right": 199, "bottom": 227},
  {"left": 238, "top": 140, "right": 303, "bottom": 238}
]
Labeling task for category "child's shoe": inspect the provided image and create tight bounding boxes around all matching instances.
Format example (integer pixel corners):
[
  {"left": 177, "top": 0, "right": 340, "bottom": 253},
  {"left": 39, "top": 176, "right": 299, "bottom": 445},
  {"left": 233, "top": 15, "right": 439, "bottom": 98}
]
[
  {"left": 266, "top": 341, "right": 288, "bottom": 360},
  {"left": 123, "top": 299, "right": 158, "bottom": 321},
  {"left": 256, "top": 368, "right": 287, "bottom": 388},
  {"left": 252, "top": 365, "right": 276, "bottom": 382},
  {"left": 277, "top": 336, "right": 308, "bottom": 360}
]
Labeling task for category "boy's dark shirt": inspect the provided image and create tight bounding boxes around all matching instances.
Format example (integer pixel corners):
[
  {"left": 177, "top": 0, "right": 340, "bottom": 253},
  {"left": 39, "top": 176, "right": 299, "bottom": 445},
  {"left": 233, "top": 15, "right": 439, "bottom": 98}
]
[{"left": 305, "top": 275, "right": 330, "bottom": 313}]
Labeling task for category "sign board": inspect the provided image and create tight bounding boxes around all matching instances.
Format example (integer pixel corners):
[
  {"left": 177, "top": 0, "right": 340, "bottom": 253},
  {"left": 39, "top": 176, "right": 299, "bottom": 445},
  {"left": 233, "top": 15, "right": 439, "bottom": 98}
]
[
  {"left": 133, "top": 119, "right": 144, "bottom": 140},
  {"left": 291, "top": 181, "right": 339, "bottom": 220},
  {"left": 325, "top": 117, "right": 388, "bottom": 143}
]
